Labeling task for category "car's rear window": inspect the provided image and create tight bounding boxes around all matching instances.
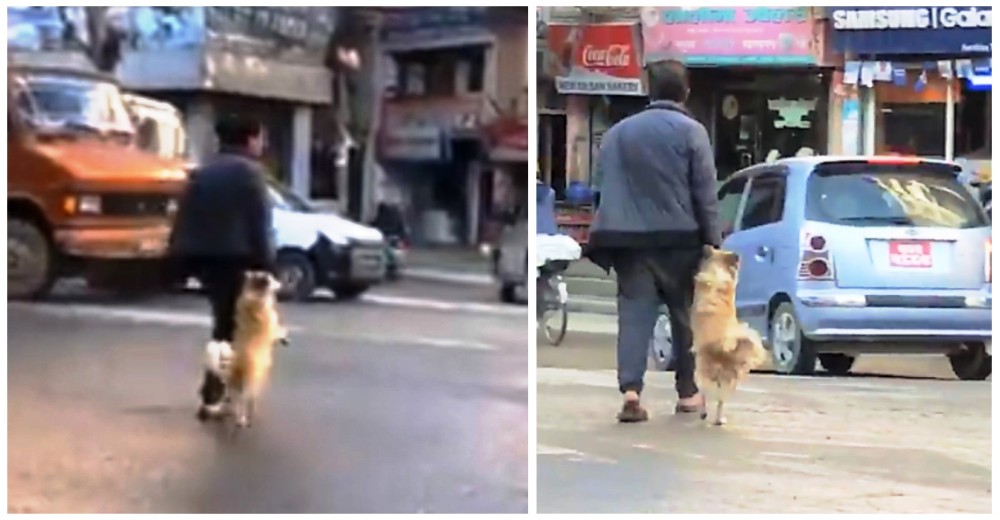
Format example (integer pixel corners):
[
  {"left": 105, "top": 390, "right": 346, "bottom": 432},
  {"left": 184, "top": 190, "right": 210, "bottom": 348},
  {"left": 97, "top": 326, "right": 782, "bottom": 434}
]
[{"left": 805, "top": 163, "right": 988, "bottom": 229}]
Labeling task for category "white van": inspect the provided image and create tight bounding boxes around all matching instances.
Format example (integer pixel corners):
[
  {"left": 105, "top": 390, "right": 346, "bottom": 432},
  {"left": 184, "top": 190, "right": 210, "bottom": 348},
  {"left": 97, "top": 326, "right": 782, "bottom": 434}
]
[{"left": 267, "top": 180, "right": 387, "bottom": 301}]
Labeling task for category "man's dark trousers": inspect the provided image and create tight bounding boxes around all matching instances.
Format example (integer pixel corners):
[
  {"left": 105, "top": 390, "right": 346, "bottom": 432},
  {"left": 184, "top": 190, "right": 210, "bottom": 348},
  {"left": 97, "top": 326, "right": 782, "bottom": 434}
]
[
  {"left": 196, "top": 258, "right": 252, "bottom": 406},
  {"left": 613, "top": 247, "right": 702, "bottom": 399}
]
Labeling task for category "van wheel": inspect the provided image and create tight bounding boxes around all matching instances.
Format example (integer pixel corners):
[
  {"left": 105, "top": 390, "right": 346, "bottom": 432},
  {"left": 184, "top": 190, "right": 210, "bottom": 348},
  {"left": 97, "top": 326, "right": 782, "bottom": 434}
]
[
  {"left": 819, "top": 353, "right": 855, "bottom": 376},
  {"left": 8, "top": 219, "right": 55, "bottom": 300},
  {"left": 275, "top": 251, "right": 316, "bottom": 302},
  {"left": 769, "top": 302, "right": 817, "bottom": 375},
  {"left": 948, "top": 342, "right": 991, "bottom": 381}
]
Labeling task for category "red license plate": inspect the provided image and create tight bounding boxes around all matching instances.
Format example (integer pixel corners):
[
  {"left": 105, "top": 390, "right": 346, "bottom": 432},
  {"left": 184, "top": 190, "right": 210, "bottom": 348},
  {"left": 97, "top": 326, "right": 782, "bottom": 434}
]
[{"left": 888, "top": 240, "right": 932, "bottom": 268}]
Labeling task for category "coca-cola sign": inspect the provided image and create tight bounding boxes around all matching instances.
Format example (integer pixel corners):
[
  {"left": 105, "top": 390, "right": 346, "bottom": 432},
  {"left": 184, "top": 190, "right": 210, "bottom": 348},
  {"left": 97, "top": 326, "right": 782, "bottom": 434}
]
[
  {"left": 544, "top": 23, "right": 645, "bottom": 96},
  {"left": 581, "top": 44, "right": 632, "bottom": 68}
]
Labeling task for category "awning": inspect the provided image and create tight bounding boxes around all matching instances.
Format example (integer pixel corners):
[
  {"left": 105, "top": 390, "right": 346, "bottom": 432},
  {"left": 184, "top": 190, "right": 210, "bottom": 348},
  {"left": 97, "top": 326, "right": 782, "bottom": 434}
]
[{"left": 966, "top": 66, "right": 992, "bottom": 91}]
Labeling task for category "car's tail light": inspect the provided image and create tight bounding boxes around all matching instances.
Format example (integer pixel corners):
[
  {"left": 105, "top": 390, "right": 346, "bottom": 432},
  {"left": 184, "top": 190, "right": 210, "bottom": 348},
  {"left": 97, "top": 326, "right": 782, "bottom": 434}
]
[
  {"left": 986, "top": 238, "right": 992, "bottom": 283},
  {"left": 799, "top": 232, "right": 835, "bottom": 281}
]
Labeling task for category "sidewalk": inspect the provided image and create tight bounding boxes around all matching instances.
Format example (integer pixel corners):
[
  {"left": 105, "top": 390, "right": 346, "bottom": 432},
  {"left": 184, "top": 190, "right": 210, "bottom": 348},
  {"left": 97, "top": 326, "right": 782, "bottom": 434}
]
[{"left": 404, "top": 247, "right": 494, "bottom": 286}]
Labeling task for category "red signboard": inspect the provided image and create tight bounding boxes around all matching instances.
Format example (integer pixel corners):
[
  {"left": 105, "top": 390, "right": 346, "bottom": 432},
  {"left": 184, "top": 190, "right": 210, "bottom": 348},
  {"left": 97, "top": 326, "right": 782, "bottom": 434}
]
[
  {"left": 544, "top": 23, "right": 645, "bottom": 96},
  {"left": 486, "top": 117, "right": 528, "bottom": 162},
  {"left": 888, "top": 240, "right": 933, "bottom": 268}
]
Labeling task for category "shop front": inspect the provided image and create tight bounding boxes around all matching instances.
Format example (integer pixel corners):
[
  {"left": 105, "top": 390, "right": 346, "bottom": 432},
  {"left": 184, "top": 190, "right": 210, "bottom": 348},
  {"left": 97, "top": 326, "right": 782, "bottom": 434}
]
[
  {"left": 482, "top": 117, "right": 529, "bottom": 243},
  {"left": 542, "top": 22, "right": 646, "bottom": 196},
  {"left": 827, "top": 6, "right": 992, "bottom": 162},
  {"left": 541, "top": 21, "right": 645, "bottom": 243},
  {"left": 378, "top": 97, "right": 485, "bottom": 247},
  {"left": 643, "top": 7, "right": 829, "bottom": 179}
]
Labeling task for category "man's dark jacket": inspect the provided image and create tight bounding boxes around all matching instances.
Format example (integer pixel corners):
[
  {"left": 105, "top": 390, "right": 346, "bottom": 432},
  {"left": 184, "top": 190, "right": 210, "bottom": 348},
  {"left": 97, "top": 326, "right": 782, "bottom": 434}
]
[
  {"left": 587, "top": 100, "right": 722, "bottom": 271},
  {"left": 169, "top": 151, "right": 275, "bottom": 271}
]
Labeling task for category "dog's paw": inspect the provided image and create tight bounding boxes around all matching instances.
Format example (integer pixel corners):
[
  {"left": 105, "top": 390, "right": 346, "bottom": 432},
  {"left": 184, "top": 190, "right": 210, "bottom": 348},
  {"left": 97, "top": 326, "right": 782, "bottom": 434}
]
[
  {"left": 713, "top": 416, "right": 728, "bottom": 427},
  {"left": 235, "top": 415, "right": 250, "bottom": 428}
]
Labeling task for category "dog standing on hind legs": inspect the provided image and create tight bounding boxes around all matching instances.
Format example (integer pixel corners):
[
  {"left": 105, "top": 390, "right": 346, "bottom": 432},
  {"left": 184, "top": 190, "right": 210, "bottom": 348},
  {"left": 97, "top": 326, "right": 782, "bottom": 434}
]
[
  {"left": 691, "top": 246, "right": 767, "bottom": 426},
  {"left": 224, "top": 271, "right": 289, "bottom": 429}
]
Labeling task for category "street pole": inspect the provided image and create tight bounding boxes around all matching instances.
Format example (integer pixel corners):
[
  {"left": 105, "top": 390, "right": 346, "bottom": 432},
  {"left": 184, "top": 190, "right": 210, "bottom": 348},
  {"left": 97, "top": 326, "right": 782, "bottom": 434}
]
[
  {"left": 361, "top": 12, "right": 384, "bottom": 224},
  {"left": 944, "top": 62, "right": 955, "bottom": 162}
]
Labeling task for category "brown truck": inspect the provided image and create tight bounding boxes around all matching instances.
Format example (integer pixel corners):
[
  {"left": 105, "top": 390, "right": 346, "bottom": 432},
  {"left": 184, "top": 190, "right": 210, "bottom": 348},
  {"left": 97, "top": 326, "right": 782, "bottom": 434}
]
[{"left": 8, "top": 64, "right": 188, "bottom": 299}]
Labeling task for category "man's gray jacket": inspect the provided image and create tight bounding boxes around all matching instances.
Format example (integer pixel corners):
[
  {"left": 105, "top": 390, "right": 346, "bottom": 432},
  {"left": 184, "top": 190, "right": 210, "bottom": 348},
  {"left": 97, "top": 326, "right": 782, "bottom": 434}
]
[{"left": 587, "top": 100, "right": 722, "bottom": 271}]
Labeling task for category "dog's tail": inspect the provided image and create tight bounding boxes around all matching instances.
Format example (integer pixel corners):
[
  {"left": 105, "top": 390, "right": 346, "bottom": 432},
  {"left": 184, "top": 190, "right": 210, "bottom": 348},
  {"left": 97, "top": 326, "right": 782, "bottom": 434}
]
[{"left": 733, "top": 323, "right": 768, "bottom": 370}]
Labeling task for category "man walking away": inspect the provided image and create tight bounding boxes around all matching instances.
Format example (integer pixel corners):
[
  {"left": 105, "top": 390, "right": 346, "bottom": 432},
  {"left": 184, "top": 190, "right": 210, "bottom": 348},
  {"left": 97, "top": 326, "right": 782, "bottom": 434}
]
[
  {"left": 169, "top": 114, "right": 276, "bottom": 421},
  {"left": 586, "top": 60, "right": 723, "bottom": 423}
]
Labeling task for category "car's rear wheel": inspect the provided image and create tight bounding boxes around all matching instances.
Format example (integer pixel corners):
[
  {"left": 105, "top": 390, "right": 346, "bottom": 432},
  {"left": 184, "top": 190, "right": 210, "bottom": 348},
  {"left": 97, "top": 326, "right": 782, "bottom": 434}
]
[
  {"left": 769, "top": 302, "right": 817, "bottom": 375},
  {"left": 818, "top": 353, "right": 855, "bottom": 376},
  {"left": 948, "top": 342, "right": 991, "bottom": 381},
  {"left": 276, "top": 251, "right": 316, "bottom": 302}
]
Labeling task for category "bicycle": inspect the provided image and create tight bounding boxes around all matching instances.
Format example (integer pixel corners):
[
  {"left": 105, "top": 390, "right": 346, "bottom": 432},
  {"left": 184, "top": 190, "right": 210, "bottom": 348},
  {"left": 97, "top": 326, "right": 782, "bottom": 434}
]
[{"left": 537, "top": 261, "right": 569, "bottom": 346}]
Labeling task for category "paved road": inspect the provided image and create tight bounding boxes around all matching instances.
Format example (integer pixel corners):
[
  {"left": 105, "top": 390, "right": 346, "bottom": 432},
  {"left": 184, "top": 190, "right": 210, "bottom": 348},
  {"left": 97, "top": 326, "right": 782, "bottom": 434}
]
[
  {"left": 8, "top": 280, "right": 528, "bottom": 513},
  {"left": 537, "top": 333, "right": 992, "bottom": 514}
]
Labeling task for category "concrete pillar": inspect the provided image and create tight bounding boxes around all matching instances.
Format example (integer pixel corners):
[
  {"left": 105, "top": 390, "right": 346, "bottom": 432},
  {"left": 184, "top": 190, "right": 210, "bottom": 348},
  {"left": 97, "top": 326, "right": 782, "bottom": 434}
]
[
  {"left": 467, "top": 162, "right": 482, "bottom": 245},
  {"left": 291, "top": 105, "right": 313, "bottom": 198},
  {"left": 185, "top": 98, "right": 215, "bottom": 164}
]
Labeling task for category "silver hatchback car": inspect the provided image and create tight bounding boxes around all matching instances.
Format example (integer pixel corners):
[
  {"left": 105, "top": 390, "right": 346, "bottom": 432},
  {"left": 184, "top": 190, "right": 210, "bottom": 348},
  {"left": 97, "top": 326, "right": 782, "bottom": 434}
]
[{"left": 719, "top": 156, "right": 992, "bottom": 380}]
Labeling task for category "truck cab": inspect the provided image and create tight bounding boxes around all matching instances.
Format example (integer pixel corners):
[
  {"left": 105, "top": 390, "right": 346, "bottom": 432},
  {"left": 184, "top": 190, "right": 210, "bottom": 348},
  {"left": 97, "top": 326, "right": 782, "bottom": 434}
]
[{"left": 7, "top": 63, "right": 188, "bottom": 299}]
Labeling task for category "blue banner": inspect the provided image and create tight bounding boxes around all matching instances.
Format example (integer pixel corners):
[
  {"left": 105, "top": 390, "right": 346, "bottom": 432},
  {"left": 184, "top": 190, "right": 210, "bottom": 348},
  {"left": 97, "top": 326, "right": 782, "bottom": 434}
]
[{"left": 828, "top": 6, "right": 991, "bottom": 55}]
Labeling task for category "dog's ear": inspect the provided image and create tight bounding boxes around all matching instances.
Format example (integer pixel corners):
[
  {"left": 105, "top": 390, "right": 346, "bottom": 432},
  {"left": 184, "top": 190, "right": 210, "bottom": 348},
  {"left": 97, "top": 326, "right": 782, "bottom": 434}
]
[{"left": 721, "top": 251, "right": 740, "bottom": 273}]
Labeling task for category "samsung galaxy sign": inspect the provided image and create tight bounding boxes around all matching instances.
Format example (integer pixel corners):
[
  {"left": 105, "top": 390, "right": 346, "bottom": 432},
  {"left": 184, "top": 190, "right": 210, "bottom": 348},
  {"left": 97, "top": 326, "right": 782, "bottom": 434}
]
[
  {"left": 829, "top": 6, "right": 991, "bottom": 55},
  {"left": 832, "top": 7, "right": 991, "bottom": 31}
]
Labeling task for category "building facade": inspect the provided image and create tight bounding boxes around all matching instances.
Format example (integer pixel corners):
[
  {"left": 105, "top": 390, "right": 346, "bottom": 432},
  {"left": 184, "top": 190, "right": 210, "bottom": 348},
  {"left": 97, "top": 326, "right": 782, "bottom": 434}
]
[
  {"left": 537, "top": 6, "right": 833, "bottom": 200},
  {"left": 374, "top": 7, "right": 528, "bottom": 246},
  {"left": 825, "top": 6, "right": 991, "bottom": 163}
]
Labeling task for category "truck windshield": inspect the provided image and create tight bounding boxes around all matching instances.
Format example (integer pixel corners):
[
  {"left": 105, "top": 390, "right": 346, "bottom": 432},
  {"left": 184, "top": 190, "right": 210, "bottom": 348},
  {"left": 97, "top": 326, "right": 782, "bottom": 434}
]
[{"left": 15, "top": 75, "right": 134, "bottom": 136}]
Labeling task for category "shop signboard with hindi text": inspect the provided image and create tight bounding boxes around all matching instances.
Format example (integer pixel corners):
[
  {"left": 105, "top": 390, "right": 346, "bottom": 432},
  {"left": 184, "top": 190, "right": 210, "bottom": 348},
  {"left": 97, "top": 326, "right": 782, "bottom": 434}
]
[
  {"left": 544, "top": 23, "right": 645, "bottom": 96},
  {"left": 641, "top": 7, "right": 818, "bottom": 66}
]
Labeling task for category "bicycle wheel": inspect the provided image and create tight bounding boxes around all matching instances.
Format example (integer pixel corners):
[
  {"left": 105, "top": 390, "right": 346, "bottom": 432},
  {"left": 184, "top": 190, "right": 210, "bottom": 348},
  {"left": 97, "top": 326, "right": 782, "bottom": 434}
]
[{"left": 542, "top": 275, "right": 569, "bottom": 346}]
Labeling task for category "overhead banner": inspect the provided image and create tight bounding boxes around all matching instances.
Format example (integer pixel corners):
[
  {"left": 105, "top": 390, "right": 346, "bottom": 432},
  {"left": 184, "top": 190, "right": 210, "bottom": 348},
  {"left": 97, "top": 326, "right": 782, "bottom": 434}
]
[{"left": 543, "top": 23, "right": 645, "bottom": 96}]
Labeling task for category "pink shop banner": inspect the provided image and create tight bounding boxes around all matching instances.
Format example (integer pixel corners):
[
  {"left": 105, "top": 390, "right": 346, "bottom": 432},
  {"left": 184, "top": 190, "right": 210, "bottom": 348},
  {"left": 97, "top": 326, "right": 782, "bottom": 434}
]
[{"left": 641, "top": 7, "right": 818, "bottom": 66}]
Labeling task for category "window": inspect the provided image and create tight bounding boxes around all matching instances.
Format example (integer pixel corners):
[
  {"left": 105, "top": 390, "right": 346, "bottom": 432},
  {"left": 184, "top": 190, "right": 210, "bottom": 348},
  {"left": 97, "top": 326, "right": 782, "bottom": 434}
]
[
  {"left": 740, "top": 176, "right": 786, "bottom": 230},
  {"left": 805, "top": 164, "right": 987, "bottom": 229},
  {"left": 717, "top": 177, "right": 747, "bottom": 237},
  {"left": 394, "top": 45, "right": 487, "bottom": 98}
]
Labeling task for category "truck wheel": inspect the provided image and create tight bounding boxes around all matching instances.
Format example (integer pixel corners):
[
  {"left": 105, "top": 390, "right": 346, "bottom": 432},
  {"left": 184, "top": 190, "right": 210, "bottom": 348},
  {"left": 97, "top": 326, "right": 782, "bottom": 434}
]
[
  {"left": 948, "top": 342, "right": 991, "bottom": 381},
  {"left": 331, "top": 283, "right": 370, "bottom": 300},
  {"left": 769, "top": 302, "right": 818, "bottom": 376},
  {"left": 276, "top": 251, "right": 316, "bottom": 302},
  {"left": 8, "top": 219, "right": 55, "bottom": 300},
  {"left": 818, "top": 353, "right": 855, "bottom": 376}
]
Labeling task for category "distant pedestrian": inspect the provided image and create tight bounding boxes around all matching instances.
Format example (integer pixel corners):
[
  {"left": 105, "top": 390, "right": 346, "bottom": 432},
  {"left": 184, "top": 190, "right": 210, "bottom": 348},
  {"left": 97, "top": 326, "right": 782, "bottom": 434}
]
[
  {"left": 586, "top": 59, "right": 723, "bottom": 422},
  {"left": 168, "top": 114, "right": 276, "bottom": 421}
]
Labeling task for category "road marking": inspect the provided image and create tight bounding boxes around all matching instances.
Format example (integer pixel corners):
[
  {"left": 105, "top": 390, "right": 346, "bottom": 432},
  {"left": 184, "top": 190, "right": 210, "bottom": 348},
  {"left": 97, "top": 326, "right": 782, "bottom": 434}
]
[
  {"left": 9, "top": 303, "right": 498, "bottom": 352},
  {"left": 403, "top": 268, "right": 494, "bottom": 287},
  {"left": 759, "top": 451, "right": 811, "bottom": 459},
  {"left": 537, "top": 444, "right": 617, "bottom": 464},
  {"left": 361, "top": 293, "right": 526, "bottom": 316},
  {"left": 536, "top": 368, "right": 619, "bottom": 389}
]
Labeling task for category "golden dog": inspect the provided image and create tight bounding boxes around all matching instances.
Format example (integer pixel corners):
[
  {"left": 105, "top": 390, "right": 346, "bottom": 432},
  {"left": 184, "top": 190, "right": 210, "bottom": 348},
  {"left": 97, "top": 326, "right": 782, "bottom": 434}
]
[
  {"left": 226, "top": 271, "right": 289, "bottom": 428},
  {"left": 691, "top": 246, "right": 767, "bottom": 426}
]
